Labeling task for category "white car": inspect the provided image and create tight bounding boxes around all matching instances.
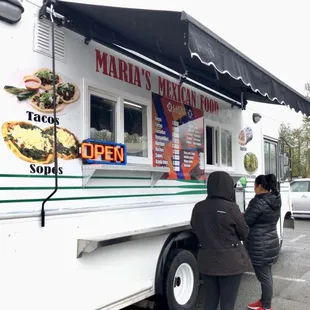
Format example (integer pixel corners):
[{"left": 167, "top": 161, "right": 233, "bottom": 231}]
[{"left": 290, "top": 179, "right": 310, "bottom": 215}]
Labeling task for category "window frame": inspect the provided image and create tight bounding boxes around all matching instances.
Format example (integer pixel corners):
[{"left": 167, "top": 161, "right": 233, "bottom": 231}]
[
  {"left": 83, "top": 79, "right": 152, "bottom": 166},
  {"left": 205, "top": 124, "right": 220, "bottom": 167},
  {"left": 220, "top": 128, "right": 233, "bottom": 167},
  {"left": 204, "top": 119, "right": 233, "bottom": 170},
  {"left": 87, "top": 89, "right": 119, "bottom": 142},
  {"left": 120, "top": 93, "right": 152, "bottom": 165},
  {"left": 263, "top": 137, "right": 278, "bottom": 177}
]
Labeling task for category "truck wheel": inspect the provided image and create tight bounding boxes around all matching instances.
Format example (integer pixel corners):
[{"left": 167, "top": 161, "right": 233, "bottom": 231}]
[{"left": 163, "top": 249, "right": 199, "bottom": 310}]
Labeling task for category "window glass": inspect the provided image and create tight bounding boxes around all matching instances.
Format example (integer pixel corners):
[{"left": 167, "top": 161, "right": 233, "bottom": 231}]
[
  {"left": 90, "top": 94, "right": 115, "bottom": 142},
  {"left": 291, "top": 181, "right": 309, "bottom": 192},
  {"left": 215, "top": 128, "right": 219, "bottom": 165},
  {"left": 124, "top": 100, "right": 148, "bottom": 158},
  {"left": 221, "top": 129, "right": 232, "bottom": 166},
  {"left": 264, "top": 140, "right": 277, "bottom": 176},
  {"left": 269, "top": 143, "right": 277, "bottom": 175},
  {"left": 206, "top": 126, "right": 219, "bottom": 166},
  {"left": 206, "top": 126, "right": 213, "bottom": 165},
  {"left": 264, "top": 142, "right": 270, "bottom": 174}
]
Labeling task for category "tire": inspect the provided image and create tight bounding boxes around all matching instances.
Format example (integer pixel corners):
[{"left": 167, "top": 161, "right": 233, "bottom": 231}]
[{"left": 162, "top": 249, "right": 199, "bottom": 310}]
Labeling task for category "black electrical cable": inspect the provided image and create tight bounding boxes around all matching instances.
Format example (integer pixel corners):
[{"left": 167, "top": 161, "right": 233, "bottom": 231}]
[{"left": 41, "top": 3, "right": 59, "bottom": 227}]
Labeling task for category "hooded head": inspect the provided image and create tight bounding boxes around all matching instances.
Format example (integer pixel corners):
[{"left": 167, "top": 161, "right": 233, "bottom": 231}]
[{"left": 207, "top": 171, "right": 235, "bottom": 201}]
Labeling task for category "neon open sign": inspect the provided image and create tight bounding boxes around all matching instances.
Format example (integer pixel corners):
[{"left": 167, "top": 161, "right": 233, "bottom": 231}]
[{"left": 80, "top": 138, "right": 127, "bottom": 165}]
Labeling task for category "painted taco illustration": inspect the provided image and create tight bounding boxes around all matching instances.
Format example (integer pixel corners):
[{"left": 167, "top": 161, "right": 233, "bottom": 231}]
[{"left": 238, "top": 127, "right": 253, "bottom": 146}]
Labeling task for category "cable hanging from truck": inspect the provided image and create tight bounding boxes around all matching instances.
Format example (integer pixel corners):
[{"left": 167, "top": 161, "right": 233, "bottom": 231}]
[{"left": 40, "top": 1, "right": 59, "bottom": 227}]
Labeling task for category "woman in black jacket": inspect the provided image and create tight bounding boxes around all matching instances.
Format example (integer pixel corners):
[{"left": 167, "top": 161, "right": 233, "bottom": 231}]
[
  {"left": 191, "top": 171, "right": 251, "bottom": 310},
  {"left": 244, "top": 174, "right": 281, "bottom": 310}
]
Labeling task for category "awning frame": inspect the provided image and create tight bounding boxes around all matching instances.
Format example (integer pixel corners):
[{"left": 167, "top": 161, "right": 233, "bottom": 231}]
[
  {"left": 39, "top": 2, "right": 245, "bottom": 109},
  {"left": 39, "top": 0, "right": 310, "bottom": 115}
]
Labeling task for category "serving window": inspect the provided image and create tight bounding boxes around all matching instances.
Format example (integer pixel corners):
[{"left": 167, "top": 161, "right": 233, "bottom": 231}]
[
  {"left": 204, "top": 122, "right": 233, "bottom": 169},
  {"left": 90, "top": 93, "right": 116, "bottom": 142},
  {"left": 205, "top": 125, "right": 219, "bottom": 166},
  {"left": 124, "top": 100, "right": 148, "bottom": 158},
  {"left": 84, "top": 80, "right": 152, "bottom": 166}
]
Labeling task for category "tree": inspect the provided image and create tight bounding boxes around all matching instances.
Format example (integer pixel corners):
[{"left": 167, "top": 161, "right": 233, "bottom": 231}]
[{"left": 280, "top": 116, "right": 310, "bottom": 178}]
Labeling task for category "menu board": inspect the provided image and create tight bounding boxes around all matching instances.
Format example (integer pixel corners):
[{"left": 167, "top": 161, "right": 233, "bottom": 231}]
[{"left": 152, "top": 93, "right": 205, "bottom": 180}]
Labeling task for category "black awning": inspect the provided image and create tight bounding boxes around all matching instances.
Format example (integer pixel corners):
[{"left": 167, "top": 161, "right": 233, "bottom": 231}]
[{"left": 53, "top": 1, "right": 310, "bottom": 115}]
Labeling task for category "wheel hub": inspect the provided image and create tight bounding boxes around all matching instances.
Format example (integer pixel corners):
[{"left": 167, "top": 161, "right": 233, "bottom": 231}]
[{"left": 173, "top": 263, "right": 194, "bottom": 305}]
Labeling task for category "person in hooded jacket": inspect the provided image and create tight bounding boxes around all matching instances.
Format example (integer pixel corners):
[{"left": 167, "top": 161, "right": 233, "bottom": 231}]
[
  {"left": 245, "top": 174, "right": 281, "bottom": 310},
  {"left": 191, "top": 171, "right": 251, "bottom": 310}
]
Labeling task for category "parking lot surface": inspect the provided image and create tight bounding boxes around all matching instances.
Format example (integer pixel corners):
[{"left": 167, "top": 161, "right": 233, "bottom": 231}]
[
  {"left": 202, "top": 218, "right": 310, "bottom": 309},
  {"left": 127, "top": 218, "right": 310, "bottom": 310}
]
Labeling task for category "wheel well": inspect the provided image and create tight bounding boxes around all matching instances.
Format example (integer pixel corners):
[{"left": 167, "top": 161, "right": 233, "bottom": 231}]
[
  {"left": 154, "top": 230, "right": 199, "bottom": 295},
  {"left": 285, "top": 211, "right": 292, "bottom": 218}
]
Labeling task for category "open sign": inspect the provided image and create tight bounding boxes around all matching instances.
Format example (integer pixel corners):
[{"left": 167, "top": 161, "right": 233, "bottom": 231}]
[{"left": 80, "top": 139, "right": 127, "bottom": 165}]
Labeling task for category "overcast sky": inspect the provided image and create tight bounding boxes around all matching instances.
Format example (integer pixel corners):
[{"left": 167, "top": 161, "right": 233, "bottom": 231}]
[{"left": 65, "top": 0, "right": 309, "bottom": 127}]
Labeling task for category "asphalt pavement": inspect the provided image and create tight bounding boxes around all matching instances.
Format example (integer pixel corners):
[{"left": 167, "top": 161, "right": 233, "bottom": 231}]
[{"left": 127, "top": 218, "right": 310, "bottom": 310}]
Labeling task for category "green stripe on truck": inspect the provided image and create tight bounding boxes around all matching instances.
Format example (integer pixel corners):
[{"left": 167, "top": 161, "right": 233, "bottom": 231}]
[{"left": 0, "top": 189, "right": 207, "bottom": 204}]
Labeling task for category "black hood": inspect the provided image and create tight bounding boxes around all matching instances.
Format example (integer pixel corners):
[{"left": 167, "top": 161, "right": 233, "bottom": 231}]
[
  {"left": 207, "top": 171, "right": 235, "bottom": 201},
  {"left": 259, "top": 193, "right": 282, "bottom": 211}
]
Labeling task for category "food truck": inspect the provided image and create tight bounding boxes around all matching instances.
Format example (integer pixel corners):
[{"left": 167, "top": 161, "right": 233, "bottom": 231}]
[{"left": 0, "top": 1, "right": 308, "bottom": 309}]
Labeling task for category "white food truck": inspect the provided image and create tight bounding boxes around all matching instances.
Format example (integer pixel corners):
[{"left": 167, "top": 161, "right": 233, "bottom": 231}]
[{"left": 0, "top": 1, "right": 305, "bottom": 310}]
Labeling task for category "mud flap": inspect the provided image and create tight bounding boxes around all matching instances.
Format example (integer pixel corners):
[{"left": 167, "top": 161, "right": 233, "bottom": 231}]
[{"left": 284, "top": 215, "right": 295, "bottom": 229}]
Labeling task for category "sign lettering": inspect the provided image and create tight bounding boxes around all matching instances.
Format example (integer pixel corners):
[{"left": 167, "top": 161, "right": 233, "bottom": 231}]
[
  {"left": 80, "top": 139, "right": 127, "bottom": 165},
  {"left": 95, "top": 49, "right": 220, "bottom": 115}
]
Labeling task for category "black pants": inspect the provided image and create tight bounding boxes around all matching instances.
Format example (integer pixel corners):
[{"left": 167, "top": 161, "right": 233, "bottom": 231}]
[
  {"left": 202, "top": 274, "right": 242, "bottom": 310},
  {"left": 253, "top": 265, "right": 273, "bottom": 309}
]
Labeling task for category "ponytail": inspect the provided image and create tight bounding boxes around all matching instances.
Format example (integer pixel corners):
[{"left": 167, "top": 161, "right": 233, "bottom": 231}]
[
  {"left": 255, "top": 173, "right": 278, "bottom": 194},
  {"left": 265, "top": 174, "right": 278, "bottom": 194}
]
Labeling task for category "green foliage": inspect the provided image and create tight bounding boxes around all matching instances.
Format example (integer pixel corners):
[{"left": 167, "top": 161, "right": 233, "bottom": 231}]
[{"left": 279, "top": 117, "right": 310, "bottom": 177}]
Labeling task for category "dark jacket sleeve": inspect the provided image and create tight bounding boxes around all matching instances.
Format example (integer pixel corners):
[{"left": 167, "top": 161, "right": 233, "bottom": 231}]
[
  {"left": 230, "top": 203, "right": 249, "bottom": 241},
  {"left": 190, "top": 205, "right": 197, "bottom": 232},
  {"left": 244, "top": 197, "right": 263, "bottom": 227}
]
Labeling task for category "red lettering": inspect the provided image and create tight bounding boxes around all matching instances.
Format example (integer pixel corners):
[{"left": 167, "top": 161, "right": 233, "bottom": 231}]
[
  {"left": 167, "top": 80, "right": 172, "bottom": 98},
  {"left": 95, "top": 49, "right": 107, "bottom": 74},
  {"left": 191, "top": 91, "right": 196, "bottom": 107},
  {"left": 200, "top": 95, "right": 204, "bottom": 111},
  {"left": 181, "top": 87, "right": 186, "bottom": 104},
  {"left": 96, "top": 50, "right": 213, "bottom": 113},
  {"left": 145, "top": 71, "right": 151, "bottom": 90},
  {"left": 214, "top": 101, "right": 219, "bottom": 115},
  {"left": 158, "top": 77, "right": 198, "bottom": 108},
  {"left": 108, "top": 55, "right": 118, "bottom": 79},
  {"left": 171, "top": 82, "right": 178, "bottom": 101},
  {"left": 128, "top": 63, "right": 134, "bottom": 84},
  {"left": 118, "top": 59, "right": 128, "bottom": 82},
  {"left": 200, "top": 95, "right": 219, "bottom": 115},
  {"left": 133, "top": 67, "right": 142, "bottom": 87},
  {"left": 185, "top": 88, "right": 191, "bottom": 105},
  {"left": 158, "top": 76, "right": 166, "bottom": 97}
]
